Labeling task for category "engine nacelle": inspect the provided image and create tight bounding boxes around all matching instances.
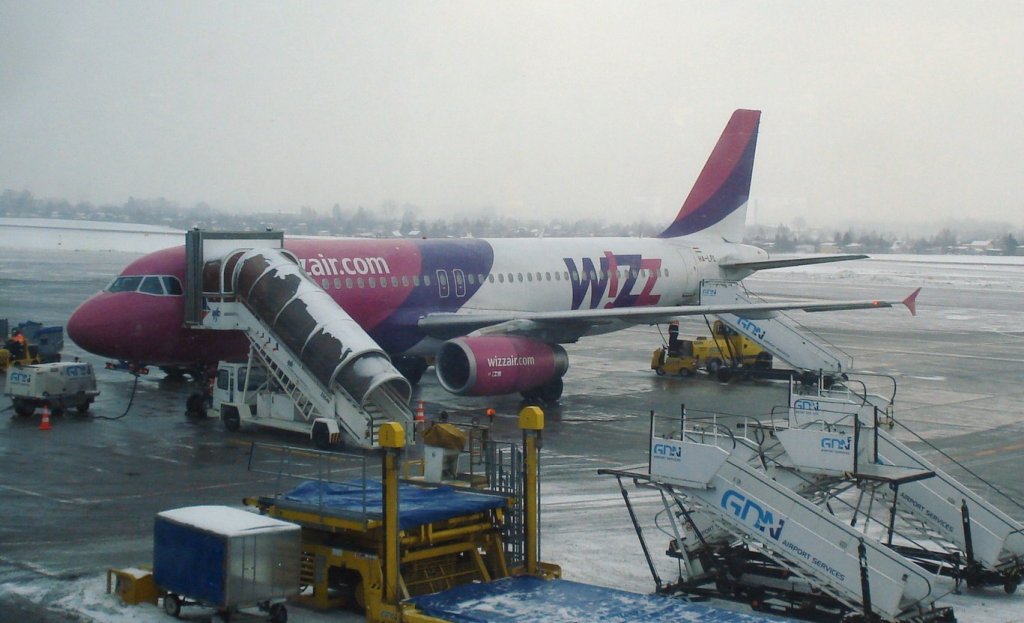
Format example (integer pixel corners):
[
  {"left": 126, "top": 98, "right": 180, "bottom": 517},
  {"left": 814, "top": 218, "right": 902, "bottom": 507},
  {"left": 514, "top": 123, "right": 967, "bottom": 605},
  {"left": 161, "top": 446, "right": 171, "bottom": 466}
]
[{"left": 436, "top": 336, "right": 569, "bottom": 396}]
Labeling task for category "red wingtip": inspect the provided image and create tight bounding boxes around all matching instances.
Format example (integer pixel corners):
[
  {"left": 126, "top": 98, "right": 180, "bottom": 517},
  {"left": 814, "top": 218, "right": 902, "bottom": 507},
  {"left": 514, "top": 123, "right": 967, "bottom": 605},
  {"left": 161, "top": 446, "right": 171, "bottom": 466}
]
[{"left": 902, "top": 287, "right": 922, "bottom": 316}]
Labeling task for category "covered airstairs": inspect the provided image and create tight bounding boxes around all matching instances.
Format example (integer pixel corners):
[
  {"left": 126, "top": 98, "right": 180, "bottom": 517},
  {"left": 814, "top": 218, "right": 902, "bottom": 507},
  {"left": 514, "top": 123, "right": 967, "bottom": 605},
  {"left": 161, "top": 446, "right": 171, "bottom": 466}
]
[
  {"left": 183, "top": 230, "right": 413, "bottom": 449},
  {"left": 605, "top": 374, "right": 1024, "bottom": 621}
]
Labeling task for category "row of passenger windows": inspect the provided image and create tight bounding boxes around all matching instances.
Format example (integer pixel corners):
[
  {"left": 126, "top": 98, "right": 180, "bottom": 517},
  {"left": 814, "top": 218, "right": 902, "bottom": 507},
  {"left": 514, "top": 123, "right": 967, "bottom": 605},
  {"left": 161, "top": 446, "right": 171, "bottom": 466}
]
[
  {"left": 317, "top": 267, "right": 670, "bottom": 291},
  {"left": 107, "top": 275, "right": 184, "bottom": 296}
]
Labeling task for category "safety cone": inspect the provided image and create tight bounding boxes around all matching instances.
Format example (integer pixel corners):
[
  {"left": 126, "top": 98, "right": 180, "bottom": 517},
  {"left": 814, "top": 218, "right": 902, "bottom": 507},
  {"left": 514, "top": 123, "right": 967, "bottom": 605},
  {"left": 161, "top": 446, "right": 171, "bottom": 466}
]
[
  {"left": 39, "top": 405, "right": 53, "bottom": 431},
  {"left": 415, "top": 400, "right": 425, "bottom": 423}
]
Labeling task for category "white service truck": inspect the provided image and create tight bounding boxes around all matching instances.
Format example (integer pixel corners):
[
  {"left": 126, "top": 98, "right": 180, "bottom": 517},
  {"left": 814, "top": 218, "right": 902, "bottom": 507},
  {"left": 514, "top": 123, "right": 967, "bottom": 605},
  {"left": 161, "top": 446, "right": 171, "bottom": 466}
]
[
  {"left": 5, "top": 361, "right": 99, "bottom": 416},
  {"left": 209, "top": 362, "right": 346, "bottom": 449}
]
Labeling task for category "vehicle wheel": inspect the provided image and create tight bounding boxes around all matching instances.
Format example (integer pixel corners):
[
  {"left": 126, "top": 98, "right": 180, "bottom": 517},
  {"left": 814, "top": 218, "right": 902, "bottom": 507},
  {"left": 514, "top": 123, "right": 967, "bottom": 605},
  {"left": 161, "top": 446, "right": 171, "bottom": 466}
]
[
  {"left": 754, "top": 352, "right": 772, "bottom": 369},
  {"left": 269, "top": 603, "right": 288, "bottom": 623},
  {"left": 679, "top": 367, "right": 695, "bottom": 377},
  {"left": 163, "top": 593, "right": 182, "bottom": 618},
  {"left": 539, "top": 377, "right": 563, "bottom": 402},
  {"left": 312, "top": 421, "right": 332, "bottom": 449},
  {"left": 707, "top": 358, "right": 722, "bottom": 374},
  {"left": 354, "top": 580, "right": 367, "bottom": 612},
  {"left": 221, "top": 406, "right": 241, "bottom": 432},
  {"left": 655, "top": 367, "right": 666, "bottom": 376},
  {"left": 218, "top": 608, "right": 232, "bottom": 622},
  {"left": 76, "top": 399, "right": 92, "bottom": 415},
  {"left": 716, "top": 366, "right": 733, "bottom": 383},
  {"left": 1005, "top": 579, "right": 1018, "bottom": 594},
  {"left": 13, "top": 400, "right": 35, "bottom": 417}
]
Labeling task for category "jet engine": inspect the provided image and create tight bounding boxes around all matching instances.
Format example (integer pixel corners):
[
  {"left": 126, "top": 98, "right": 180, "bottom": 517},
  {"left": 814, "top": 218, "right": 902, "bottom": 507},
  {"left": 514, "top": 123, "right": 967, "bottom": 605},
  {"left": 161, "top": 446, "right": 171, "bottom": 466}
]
[{"left": 435, "top": 336, "right": 569, "bottom": 397}]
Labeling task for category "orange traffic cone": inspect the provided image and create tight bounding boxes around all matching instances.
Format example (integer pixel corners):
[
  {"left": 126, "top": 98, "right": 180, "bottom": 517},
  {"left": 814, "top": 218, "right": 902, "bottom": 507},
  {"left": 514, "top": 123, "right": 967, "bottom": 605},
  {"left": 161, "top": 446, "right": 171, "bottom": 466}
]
[
  {"left": 39, "top": 405, "right": 52, "bottom": 431},
  {"left": 415, "top": 400, "right": 425, "bottom": 423}
]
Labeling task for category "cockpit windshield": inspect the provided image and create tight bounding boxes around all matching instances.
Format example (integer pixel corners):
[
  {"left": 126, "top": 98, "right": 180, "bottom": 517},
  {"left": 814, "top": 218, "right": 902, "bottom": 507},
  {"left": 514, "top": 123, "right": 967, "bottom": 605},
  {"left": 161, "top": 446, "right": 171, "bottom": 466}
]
[{"left": 106, "top": 275, "right": 183, "bottom": 296}]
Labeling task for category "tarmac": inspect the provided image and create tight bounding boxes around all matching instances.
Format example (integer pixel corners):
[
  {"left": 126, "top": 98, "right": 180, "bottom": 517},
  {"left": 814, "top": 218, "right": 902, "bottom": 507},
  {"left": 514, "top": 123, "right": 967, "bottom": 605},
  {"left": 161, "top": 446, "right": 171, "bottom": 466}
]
[{"left": 2, "top": 247, "right": 1023, "bottom": 622}]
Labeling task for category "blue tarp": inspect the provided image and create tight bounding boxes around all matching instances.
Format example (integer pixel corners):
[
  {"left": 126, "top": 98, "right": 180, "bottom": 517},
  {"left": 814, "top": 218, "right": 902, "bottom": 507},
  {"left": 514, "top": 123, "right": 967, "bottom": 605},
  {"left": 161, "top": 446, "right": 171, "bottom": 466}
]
[
  {"left": 409, "top": 576, "right": 788, "bottom": 623},
  {"left": 281, "top": 479, "right": 507, "bottom": 530}
]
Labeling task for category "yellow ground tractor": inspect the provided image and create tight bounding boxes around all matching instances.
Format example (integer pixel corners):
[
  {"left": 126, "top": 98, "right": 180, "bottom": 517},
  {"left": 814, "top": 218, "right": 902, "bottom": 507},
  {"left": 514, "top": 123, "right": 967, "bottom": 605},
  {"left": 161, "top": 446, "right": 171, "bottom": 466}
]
[
  {"left": 0, "top": 320, "right": 63, "bottom": 371},
  {"left": 652, "top": 320, "right": 772, "bottom": 380}
]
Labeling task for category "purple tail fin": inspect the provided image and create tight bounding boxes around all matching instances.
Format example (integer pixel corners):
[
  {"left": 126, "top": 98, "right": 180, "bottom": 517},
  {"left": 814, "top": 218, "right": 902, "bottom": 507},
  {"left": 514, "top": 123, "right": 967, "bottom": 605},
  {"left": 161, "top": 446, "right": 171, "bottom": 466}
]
[{"left": 657, "top": 109, "right": 761, "bottom": 239}]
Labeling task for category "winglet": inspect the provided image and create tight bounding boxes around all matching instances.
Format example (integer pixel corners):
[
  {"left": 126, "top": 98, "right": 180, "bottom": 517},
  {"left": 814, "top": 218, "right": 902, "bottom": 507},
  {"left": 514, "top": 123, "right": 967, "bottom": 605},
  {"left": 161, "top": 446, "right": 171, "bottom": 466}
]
[{"left": 902, "top": 287, "right": 921, "bottom": 316}]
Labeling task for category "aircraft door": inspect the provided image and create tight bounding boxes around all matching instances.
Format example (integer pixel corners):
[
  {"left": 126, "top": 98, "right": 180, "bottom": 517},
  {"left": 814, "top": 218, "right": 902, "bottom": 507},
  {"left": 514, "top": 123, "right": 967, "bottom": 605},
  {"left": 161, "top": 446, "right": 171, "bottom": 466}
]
[{"left": 672, "top": 247, "right": 700, "bottom": 304}]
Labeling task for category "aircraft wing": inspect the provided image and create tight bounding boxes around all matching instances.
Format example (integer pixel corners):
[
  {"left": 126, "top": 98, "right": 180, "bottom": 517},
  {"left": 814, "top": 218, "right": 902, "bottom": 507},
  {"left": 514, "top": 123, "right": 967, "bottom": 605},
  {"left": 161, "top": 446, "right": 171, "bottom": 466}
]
[
  {"left": 720, "top": 254, "right": 868, "bottom": 272},
  {"left": 418, "top": 288, "right": 920, "bottom": 343}
]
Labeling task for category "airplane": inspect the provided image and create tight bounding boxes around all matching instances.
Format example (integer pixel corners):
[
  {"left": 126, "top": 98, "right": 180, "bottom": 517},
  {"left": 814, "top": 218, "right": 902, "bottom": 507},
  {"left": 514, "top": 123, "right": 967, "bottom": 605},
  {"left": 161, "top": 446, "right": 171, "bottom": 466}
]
[{"left": 66, "top": 109, "right": 918, "bottom": 401}]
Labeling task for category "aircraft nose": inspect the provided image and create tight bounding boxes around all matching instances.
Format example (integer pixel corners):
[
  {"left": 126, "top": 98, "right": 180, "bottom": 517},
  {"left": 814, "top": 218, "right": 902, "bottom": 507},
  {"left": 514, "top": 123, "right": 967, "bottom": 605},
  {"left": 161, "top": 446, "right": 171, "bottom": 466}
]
[{"left": 67, "top": 294, "right": 125, "bottom": 359}]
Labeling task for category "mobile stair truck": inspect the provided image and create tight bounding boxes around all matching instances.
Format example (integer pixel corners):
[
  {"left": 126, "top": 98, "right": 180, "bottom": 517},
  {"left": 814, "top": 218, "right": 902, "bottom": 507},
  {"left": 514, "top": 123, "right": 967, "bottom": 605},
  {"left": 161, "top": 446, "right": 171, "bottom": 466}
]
[
  {"left": 182, "top": 230, "right": 413, "bottom": 449},
  {"left": 690, "top": 279, "right": 919, "bottom": 383},
  {"left": 781, "top": 376, "right": 1024, "bottom": 594},
  {"left": 602, "top": 405, "right": 957, "bottom": 623}
]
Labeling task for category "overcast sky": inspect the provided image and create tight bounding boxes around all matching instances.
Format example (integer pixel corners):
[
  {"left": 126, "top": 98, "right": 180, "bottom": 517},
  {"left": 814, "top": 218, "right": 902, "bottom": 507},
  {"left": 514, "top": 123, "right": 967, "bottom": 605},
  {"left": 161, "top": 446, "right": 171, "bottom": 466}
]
[{"left": 2, "top": 1, "right": 1023, "bottom": 229}]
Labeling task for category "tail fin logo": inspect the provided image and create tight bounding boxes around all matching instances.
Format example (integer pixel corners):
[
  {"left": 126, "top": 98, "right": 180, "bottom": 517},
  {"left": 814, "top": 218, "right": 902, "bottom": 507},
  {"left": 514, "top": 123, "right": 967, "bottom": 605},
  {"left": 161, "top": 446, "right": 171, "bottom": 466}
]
[{"left": 658, "top": 109, "right": 761, "bottom": 239}]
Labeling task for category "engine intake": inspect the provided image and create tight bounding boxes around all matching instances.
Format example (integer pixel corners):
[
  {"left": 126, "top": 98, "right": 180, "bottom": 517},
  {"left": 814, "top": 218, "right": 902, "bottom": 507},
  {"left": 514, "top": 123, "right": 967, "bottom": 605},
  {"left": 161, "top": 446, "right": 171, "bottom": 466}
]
[{"left": 436, "top": 336, "right": 569, "bottom": 396}]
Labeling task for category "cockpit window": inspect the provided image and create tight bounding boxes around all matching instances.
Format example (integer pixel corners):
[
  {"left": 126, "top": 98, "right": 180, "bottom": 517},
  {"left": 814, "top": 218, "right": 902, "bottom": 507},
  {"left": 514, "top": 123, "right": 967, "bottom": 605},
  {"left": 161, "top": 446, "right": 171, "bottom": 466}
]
[
  {"left": 106, "top": 275, "right": 184, "bottom": 296},
  {"left": 139, "top": 276, "right": 165, "bottom": 295},
  {"left": 108, "top": 276, "right": 143, "bottom": 293},
  {"left": 162, "top": 277, "right": 183, "bottom": 295}
]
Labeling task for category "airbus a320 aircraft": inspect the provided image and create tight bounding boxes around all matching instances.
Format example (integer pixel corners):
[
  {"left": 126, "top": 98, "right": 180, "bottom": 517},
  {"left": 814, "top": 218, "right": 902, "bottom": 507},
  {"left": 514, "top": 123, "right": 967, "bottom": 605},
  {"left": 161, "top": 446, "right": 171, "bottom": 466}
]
[{"left": 67, "top": 110, "right": 917, "bottom": 401}]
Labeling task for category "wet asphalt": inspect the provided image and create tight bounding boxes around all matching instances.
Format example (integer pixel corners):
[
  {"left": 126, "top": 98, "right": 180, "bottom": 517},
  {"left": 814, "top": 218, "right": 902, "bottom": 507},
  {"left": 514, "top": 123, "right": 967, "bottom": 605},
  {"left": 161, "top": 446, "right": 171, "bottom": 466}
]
[{"left": 2, "top": 248, "right": 1023, "bottom": 621}]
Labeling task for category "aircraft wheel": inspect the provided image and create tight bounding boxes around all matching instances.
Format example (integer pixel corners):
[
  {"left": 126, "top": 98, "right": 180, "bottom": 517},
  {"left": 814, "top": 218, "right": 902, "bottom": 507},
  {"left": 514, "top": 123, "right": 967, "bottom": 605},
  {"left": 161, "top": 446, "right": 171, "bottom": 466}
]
[
  {"left": 539, "top": 377, "right": 564, "bottom": 402},
  {"left": 163, "top": 593, "right": 182, "bottom": 618},
  {"left": 221, "top": 406, "right": 241, "bottom": 432},
  {"left": 185, "top": 392, "right": 208, "bottom": 419}
]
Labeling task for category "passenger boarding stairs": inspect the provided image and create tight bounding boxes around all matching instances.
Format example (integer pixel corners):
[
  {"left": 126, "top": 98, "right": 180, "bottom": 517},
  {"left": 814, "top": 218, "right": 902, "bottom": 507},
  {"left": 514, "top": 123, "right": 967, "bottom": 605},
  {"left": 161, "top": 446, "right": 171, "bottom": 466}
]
[
  {"left": 236, "top": 303, "right": 402, "bottom": 447},
  {"left": 780, "top": 380, "right": 1024, "bottom": 592},
  {"left": 182, "top": 230, "right": 412, "bottom": 449},
  {"left": 699, "top": 279, "right": 852, "bottom": 375},
  {"left": 628, "top": 415, "right": 946, "bottom": 621}
]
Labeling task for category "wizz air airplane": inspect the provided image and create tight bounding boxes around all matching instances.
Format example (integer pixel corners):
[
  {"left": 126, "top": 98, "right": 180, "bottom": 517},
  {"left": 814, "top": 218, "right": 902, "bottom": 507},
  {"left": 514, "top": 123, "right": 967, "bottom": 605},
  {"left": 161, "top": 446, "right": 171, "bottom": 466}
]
[{"left": 67, "top": 110, "right": 917, "bottom": 401}]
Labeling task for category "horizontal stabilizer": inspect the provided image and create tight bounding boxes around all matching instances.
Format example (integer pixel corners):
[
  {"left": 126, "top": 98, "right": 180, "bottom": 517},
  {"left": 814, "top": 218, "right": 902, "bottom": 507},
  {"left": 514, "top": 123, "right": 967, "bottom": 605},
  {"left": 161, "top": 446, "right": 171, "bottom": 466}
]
[{"left": 721, "top": 254, "right": 868, "bottom": 272}]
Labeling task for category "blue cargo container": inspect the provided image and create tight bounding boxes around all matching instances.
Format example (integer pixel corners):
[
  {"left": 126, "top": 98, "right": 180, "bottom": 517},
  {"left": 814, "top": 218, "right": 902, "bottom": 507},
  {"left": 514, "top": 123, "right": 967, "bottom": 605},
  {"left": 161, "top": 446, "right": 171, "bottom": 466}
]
[{"left": 153, "top": 506, "right": 300, "bottom": 621}]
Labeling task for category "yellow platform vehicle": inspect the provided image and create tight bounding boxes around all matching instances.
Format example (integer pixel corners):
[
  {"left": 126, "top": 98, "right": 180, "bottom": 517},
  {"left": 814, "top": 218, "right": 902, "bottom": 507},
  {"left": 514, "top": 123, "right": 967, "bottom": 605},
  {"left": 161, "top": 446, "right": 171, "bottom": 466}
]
[
  {"left": 652, "top": 320, "right": 772, "bottom": 379},
  {"left": 242, "top": 410, "right": 558, "bottom": 623}
]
